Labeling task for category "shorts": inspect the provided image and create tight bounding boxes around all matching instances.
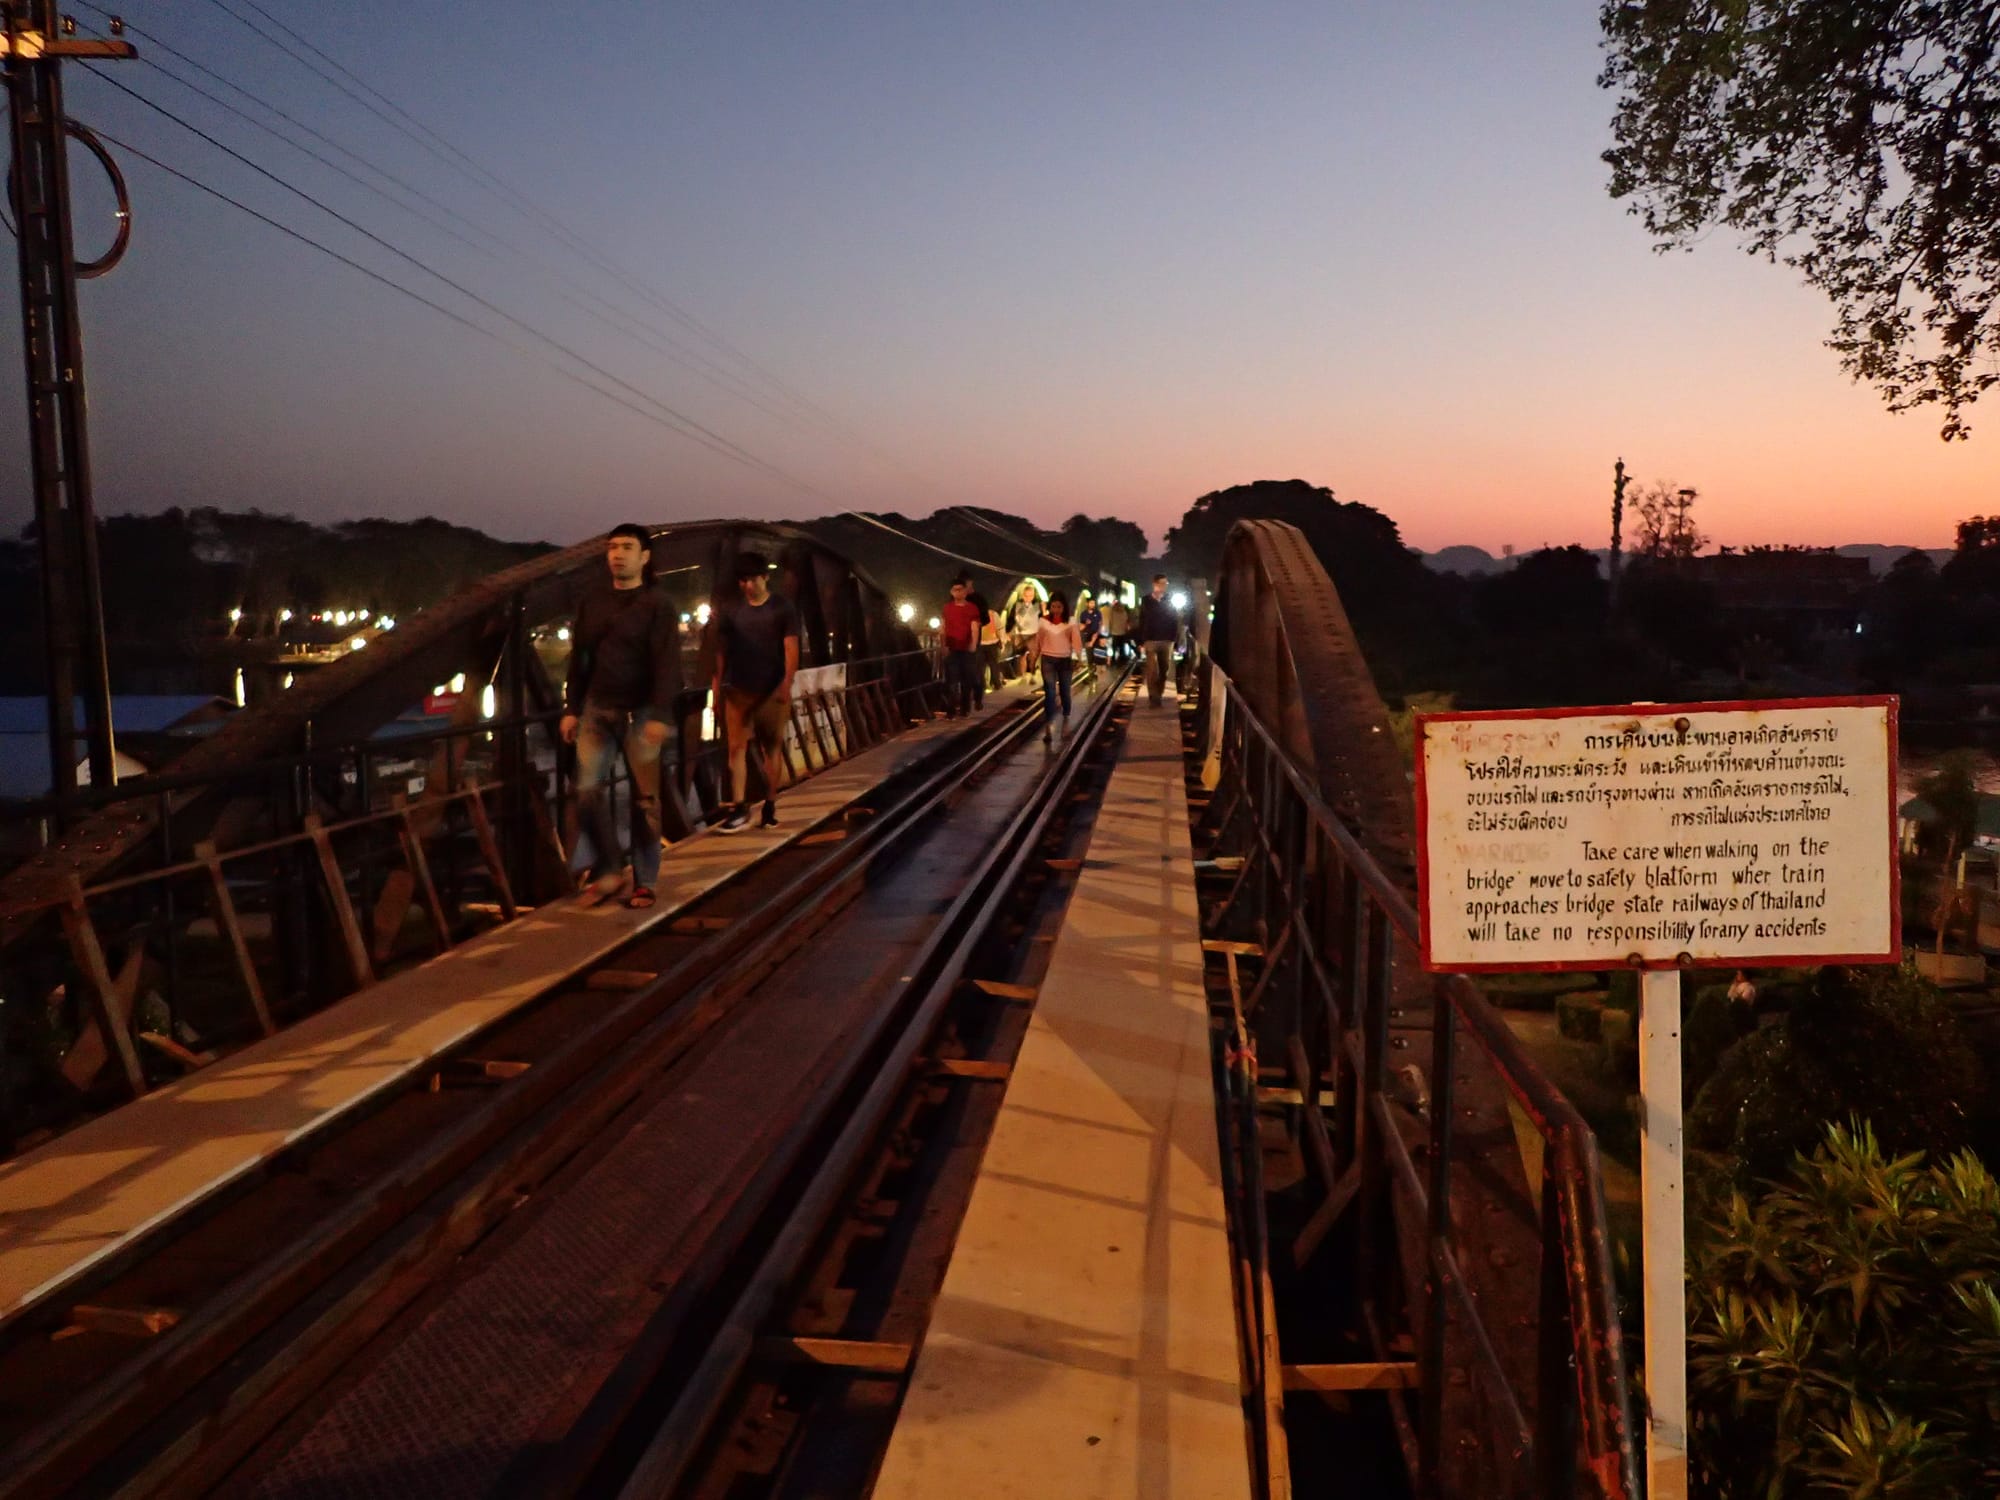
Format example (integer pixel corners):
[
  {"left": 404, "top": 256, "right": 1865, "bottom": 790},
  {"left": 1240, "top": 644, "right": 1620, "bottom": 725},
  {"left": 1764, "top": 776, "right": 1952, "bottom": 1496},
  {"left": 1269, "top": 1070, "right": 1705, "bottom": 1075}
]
[{"left": 722, "top": 686, "right": 789, "bottom": 748}]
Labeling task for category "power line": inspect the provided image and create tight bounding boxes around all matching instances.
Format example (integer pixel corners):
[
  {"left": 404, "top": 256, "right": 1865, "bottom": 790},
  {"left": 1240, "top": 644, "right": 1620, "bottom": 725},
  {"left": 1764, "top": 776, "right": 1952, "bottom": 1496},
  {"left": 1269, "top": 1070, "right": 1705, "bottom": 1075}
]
[
  {"left": 203, "top": 0, "right": 933, "bottom": 478},
  {"left": 87, "top": 3, "right": 847, "bottom": 442},
  {"left": 82, "top": 66, "right": 831, "bottom": 497},
  {"left": 71, "top": 0, "right": 502, "bottom": 251},
  {"left": 837, "top": 511, "right": 1026, "bottom": 574},
  {"left": 949, "top": 506, "right": 1091, "bottom": 574}
]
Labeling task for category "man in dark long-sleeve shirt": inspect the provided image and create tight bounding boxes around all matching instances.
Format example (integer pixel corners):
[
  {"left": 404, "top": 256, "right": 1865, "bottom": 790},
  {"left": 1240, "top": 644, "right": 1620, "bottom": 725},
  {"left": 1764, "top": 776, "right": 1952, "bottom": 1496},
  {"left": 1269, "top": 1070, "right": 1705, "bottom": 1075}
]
[
  {"left": 561, "top": 523, "right": 681, "bottom": 905},
  {"left": 1137, "top": 575, "right": 1178, "bottom": 708}
]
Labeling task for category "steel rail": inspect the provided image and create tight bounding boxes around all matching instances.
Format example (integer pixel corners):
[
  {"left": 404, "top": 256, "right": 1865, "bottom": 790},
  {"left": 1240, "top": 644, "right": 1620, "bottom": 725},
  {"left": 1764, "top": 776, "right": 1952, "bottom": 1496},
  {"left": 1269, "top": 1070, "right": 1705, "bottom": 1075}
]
[
  {"left": 0, "top": 697, "right": 1054, "bottom": 1499},
  {"left": 607, "top": 668, "right": 1132, "bottom": 1499}
]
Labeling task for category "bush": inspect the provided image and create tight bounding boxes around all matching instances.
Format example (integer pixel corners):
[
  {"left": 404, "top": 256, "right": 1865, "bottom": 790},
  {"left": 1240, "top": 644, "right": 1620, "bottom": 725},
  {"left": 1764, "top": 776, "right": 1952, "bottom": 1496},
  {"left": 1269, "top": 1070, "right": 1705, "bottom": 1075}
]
[
  {"left": 1688, "top": 965, "right": 1984, "bottom": 1183},
  {"left": 1556, "top": 991, "right": 1604, "bottom": 1041},
  {"left": 1682, "top": 986, "right": 1753, "bottom": 1108},
  {"left": 1689, "top": 1121, "right": 2000, "bottom": 1497}
]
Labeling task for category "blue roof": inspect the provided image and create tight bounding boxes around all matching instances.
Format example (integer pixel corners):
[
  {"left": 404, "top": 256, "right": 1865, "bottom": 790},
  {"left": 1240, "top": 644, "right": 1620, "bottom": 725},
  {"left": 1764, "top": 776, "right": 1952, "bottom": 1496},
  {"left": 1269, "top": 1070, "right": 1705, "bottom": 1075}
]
[{"left": 0, "top": 696, "right": 229, "bottom": 734}]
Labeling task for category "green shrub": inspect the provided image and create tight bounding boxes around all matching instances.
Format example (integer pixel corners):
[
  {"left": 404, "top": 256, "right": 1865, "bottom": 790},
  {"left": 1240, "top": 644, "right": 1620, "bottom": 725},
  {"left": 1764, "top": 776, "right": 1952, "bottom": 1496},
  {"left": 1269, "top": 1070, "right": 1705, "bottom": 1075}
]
[
  {"left": 1689, "top": 1121, "right": 2000, "bottom": 1497},
  {"left": 1682, "top": 987, "right": 1753, "bottom": 1108},
  {"left": 1599, "top": 1008, "right": 1638, "bottom": 1085},
  {"left": 1688, "top": 966, "right": 1984, "bottom": 1183},
  {"left": 1556, "top": 991, "right": 1604, "bottom": 1041}
]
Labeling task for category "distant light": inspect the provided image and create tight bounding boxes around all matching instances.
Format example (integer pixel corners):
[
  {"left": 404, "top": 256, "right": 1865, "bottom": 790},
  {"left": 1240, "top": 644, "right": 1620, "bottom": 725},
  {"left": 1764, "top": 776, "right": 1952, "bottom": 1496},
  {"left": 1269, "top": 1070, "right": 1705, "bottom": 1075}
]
[
  {"left": 695, "top": 603, "right": 712, "bottom": 626},
  {"left": 228, "top": 607, "right": 242, "bottom": 623},
  {"left": 480, "top": 683, "right": 497, "bottom": 718},
  {"left": 333, "top": 610, "right": 348, "bottom": 626},
  {"left": 278, "top": 608, "right": 293, "bottom": 623},
  {"left": 233, "top": 668, "right": 245, "bottom": 706},
  {"left": 1171, "top": 591, "right": 1189, "bottom": 612},
  {"left": 450, "top": 672, "right": 467, "bottom": 694},
  {"left": 1855, "top": 622, "right": 1864, "bottom": 635},
  {"left": 898, "top": 602, "right": 916, "bottom": 623},
  {"left": 357, "top": 608, "right": 370, "bottom": 621},
  {"left": 679, "top": 612, "right": 691, "bottom": 624},
  {"left": 556, "top": 626, "right": 571, "bottom": 642},
  {"left": 378, "top": 616, "right": 395, "bottom": 630},
  {"left": 283, "top": 672, "right": 294, "bottom": 689},
  {"left": 927, "top": 616, "right": 941, "bottom": 630},
  {"left": 349, "top": 635, "right": 368, "bottom": 651}
]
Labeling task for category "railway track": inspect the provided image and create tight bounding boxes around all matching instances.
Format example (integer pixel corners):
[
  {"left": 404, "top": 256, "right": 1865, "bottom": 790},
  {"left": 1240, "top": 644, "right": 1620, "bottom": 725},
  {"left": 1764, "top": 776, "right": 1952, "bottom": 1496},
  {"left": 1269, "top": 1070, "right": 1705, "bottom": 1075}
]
[{"left": 0, "top": 670, "right": 1133, "bottom": 1498}]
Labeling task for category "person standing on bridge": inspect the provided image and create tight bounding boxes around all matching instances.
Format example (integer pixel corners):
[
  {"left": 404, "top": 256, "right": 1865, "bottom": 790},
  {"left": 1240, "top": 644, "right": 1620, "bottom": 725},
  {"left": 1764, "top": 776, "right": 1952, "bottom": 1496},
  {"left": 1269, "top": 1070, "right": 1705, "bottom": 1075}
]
[
  {"left": 1026, "top": 591, "right": 1082, "bottom": 743},
  {"left": 712, "top": 552, "right": 800, "bottom": 835},
  {"left": 940, "top": 577, "right": 983, "bottom": 718},
  {"left": 974, "top": 584, "right": 1004, "bottom": 697},
  {"left": 1137, "top": 574, "right": 1178, "bottom": 708},
  {"left": 1009, "top": 583, "right": 1042, "bottom": 680},
  {"left": 1103, "top": 595, "right": 1130, "bottom": 663},
  {"left": 561, "top": 523, "right": 680, "bottom": 909}
]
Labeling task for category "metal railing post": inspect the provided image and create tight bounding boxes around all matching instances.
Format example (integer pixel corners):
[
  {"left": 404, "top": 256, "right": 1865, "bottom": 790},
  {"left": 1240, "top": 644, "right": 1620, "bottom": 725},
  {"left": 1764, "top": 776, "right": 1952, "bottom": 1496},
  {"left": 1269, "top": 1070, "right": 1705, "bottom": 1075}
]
[{"left": 1419, "top": 991, "right": 1458, "bottom": 1495}]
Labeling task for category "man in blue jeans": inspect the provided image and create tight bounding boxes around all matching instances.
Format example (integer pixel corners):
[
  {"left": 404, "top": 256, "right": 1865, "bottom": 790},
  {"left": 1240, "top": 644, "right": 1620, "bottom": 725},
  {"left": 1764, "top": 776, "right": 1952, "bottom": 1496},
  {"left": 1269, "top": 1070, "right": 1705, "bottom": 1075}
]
[{"left": 561, "top": 524, "right": 681, "bottom": 907}]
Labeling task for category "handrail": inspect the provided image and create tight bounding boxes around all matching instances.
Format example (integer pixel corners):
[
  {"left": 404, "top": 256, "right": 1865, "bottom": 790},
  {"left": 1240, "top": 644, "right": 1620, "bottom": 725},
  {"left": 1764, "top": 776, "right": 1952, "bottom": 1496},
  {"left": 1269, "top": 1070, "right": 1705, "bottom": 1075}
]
[{"left": 1200, "top": 664, "right": 1639, "bottom": 1499}]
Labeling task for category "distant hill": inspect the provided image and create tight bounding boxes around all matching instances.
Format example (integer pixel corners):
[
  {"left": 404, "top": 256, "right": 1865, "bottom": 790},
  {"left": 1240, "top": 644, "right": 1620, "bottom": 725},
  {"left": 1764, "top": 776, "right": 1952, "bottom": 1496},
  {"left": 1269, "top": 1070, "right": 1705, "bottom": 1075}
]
[{"left": 1417, "top": 543, "right": 1953, "bottom": 577}]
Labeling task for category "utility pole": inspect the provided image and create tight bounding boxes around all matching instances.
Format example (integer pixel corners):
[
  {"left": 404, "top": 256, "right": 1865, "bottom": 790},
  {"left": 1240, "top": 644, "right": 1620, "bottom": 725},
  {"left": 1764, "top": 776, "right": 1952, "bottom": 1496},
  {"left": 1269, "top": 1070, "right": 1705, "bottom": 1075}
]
[
  {"left": 1608, "top": 457, "right": 1627, "bottom": 611},
  {"left": 4, "top": 1, "right": 133, "bottom": 800}
]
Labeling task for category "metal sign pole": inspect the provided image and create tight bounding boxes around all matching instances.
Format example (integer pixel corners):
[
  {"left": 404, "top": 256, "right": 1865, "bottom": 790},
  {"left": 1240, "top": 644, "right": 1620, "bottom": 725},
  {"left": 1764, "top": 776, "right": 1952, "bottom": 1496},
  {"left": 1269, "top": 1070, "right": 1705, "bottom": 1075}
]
[{"left": 1639, "top": 966, "right": 1687, "bottom": 1500}]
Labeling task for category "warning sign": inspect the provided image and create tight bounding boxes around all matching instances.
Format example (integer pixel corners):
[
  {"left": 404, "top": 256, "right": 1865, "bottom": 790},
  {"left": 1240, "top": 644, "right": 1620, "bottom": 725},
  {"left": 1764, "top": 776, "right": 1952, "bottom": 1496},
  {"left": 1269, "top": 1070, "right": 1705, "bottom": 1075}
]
[{"left": 1415, "top": 697, "right": 1898, "bottom": 972}]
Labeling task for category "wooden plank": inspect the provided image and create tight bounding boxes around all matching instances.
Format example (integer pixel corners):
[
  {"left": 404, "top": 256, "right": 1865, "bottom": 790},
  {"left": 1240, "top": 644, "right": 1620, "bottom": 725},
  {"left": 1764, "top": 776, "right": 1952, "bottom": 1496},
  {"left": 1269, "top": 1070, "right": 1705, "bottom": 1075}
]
[
  {"left": 931, "top": 1059, "right": 1011, "bottom": 1081},
  {"left": 70, "top": 1304, "right": 182, "bottom": 1338},
  {"left": 369, "top": 867, "right": 419, "bottom": 965},
  {"left": 304, "top": 814, "right": 375, "bottom": 990},
  {"left": 1201, "top": 939, "right": 1263, "bottom": 956},
  {"left": 1280, "top": 1361, "right": 1418, "bottom": 1392},
  {"left": 461, "top": 782, "right": 517, "bottom": 920},
  {"left": 753, "top": 1335, "right": 911, "bottom": 1374},
  {"left": 969, "top": 979, "right": 1036, "bottom": 1002},
  {"left": 393, "top": 798, "right": 453, "bottom": 954},
  {"left": 59, "top": 879, "right": 146, "bottom": 1098},
  {"left": 138, "top": 1033, "right": 214, "bottom": 1071},
  {"left": 669, "top": 915, "right": 731, "bottom": 934},
  {"left": 194, "top": 840, "right": 275, "bottom": 1037},
  {"left": 585, "top": 969, "right": 659, "bottom": 991},
  {"left": 797, "top": 829, "right": 848, "bottom": 847}
]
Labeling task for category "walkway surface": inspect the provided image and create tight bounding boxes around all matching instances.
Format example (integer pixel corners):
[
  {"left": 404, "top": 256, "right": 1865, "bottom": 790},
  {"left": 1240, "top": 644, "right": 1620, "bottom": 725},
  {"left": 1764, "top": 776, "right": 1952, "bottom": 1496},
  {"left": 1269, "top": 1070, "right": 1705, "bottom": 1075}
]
[
  {"left": 0, "top": 685, "right": 1026, "bottom": 1325},
  {"left": 873, "top": 693, "right": 1251, "bottom": 1500}
]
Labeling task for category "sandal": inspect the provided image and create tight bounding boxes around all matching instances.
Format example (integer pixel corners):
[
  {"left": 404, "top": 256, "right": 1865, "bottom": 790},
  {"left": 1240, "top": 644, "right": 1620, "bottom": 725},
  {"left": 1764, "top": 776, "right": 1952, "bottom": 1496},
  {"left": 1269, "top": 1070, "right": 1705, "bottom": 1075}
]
[
  {"left": 626, "top": 886, "right": 657, "bottom": 910},
  {"left": 578, "top": 869, "right": 630, "bottom": 907}
]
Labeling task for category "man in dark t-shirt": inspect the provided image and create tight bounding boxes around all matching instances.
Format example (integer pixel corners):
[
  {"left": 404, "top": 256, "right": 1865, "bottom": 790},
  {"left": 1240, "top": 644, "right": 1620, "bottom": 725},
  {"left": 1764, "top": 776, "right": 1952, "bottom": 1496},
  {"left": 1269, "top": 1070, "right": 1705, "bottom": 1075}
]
[
  {"left": 711, "top": 551, "right": 800, "bottom": 834},
  {"left": 561, "top": 523, "right": 680, "bottom": 905}
]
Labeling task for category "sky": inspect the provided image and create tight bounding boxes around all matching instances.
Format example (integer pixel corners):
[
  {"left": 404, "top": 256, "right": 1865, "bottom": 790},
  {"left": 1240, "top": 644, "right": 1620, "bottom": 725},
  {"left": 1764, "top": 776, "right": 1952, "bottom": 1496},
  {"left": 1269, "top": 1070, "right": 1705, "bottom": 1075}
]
[{"left": 1, "top": 0, "right": 1993, "bottom": 556}]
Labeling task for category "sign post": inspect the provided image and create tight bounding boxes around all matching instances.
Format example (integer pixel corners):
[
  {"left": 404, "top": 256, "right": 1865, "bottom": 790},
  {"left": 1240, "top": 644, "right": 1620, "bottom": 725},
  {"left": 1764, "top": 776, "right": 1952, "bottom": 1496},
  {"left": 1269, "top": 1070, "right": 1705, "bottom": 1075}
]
[{"left": 1414, "top": 696, "right": 1898, "bottom": 1498}]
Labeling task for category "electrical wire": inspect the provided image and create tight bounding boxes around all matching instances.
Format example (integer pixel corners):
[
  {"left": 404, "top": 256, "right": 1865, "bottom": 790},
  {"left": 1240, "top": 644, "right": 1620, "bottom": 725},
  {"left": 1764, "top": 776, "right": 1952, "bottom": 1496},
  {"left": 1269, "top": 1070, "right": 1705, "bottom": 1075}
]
[
  {"left": 949, "top": 506, "right": 1092, "bottom": 574},
  {"left": 84, "top": 129, "right": 838, "bottom": 494},
  {"left": 202, "top": 0, "right": 933, "bottom": 477},
  {"left": 837, "top": 511, "right": 1037, "bottom": 575},
  {"left": 82, "top": 66, "right": 833, "bottom": 497}
]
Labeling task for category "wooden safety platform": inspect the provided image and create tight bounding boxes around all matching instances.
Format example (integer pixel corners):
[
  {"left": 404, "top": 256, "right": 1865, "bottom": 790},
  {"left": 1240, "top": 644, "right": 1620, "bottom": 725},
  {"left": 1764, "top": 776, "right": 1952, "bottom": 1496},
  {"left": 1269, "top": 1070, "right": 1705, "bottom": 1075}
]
[
  {"left": 874, "top": 695, "right": 1252, "bottom": 1500},
  {"left": 0, "top": 687, "right": 1028, "bottom": 1327}
]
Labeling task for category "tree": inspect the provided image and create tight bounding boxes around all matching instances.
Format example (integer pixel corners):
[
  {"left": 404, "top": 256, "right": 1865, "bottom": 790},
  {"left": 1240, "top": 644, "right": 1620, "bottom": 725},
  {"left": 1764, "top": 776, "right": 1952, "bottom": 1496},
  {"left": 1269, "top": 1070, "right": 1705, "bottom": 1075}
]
[
  {"left": 1601, "top": 2, "right": 2000, "bottom": 439},
  {"left": 1630, "top": 480, "right": 1706, "bottom": 559},
  {"left": 1058, "top": 513, "right": 1149, "bottom": 585}
]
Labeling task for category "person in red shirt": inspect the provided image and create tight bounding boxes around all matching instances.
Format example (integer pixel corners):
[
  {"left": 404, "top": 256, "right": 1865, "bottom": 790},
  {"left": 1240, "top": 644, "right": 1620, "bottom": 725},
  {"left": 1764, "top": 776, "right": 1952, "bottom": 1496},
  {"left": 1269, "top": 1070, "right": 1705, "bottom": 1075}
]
[{"left": 940, "top": 577, "right": 983, "bottom": 718}]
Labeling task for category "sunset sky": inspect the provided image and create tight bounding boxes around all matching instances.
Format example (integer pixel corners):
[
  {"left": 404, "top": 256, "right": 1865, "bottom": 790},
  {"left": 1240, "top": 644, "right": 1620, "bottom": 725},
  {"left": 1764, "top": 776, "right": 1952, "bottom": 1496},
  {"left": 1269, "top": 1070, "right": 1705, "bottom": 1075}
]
[{"left": 1, "top": 1, "right": 1991, "bottom": 556}]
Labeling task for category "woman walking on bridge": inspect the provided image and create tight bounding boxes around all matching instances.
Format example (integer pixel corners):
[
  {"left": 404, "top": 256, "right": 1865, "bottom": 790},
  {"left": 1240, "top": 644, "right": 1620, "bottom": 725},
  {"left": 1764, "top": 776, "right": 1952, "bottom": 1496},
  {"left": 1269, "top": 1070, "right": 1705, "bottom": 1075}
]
[{"left": 1026, "top": 591, "right": 1082, "bottom": 743}]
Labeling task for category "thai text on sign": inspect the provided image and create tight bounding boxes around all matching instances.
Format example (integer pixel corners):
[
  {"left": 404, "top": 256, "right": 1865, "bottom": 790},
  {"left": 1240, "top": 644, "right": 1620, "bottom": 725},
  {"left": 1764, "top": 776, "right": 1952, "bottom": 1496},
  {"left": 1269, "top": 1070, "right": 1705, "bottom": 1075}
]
[{"left": 1415, "top": 697, "right": 1898, "bottom": 971}]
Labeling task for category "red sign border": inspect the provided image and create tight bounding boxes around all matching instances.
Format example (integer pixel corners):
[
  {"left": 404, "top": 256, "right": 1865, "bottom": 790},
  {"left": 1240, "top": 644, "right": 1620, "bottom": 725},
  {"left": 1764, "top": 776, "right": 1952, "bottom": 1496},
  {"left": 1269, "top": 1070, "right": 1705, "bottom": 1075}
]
[{"left": 1413, "top": 694, "right": 1901, "bottom": 974}]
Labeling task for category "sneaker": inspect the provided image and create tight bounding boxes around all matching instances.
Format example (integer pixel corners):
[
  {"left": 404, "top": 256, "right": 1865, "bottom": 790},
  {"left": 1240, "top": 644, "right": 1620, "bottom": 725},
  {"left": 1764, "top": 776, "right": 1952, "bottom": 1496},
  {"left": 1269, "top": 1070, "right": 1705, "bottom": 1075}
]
[
  {"left": 760, "top": 800, "right": 778, "bottom": 829},
  {"left": 1043, "top": 727, "right": 1052, "bottom": 745},
  {"left": 716, "top": 805, "right": 752, "bottom": 835}
]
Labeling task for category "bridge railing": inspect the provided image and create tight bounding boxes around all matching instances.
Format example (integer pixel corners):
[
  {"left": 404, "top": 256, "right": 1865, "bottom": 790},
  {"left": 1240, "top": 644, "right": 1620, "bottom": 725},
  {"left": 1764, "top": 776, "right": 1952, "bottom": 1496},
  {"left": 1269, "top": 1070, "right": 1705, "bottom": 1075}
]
[
  {"left": 1198, "top": 667, "right": 1638, "bottom": 1500},
  {"left": 0, "top": 649, "right": 944, "bottom": 1133}
]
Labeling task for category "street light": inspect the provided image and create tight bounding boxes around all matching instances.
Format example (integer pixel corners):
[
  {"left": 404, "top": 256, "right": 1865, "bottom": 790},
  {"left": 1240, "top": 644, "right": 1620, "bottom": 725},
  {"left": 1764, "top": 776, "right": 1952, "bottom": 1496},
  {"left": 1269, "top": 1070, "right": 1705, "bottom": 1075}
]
[
  {"left": 898, "top": 602, "right": 916, "bottom": 623},
  {"left": 927, "top": 616, "right": 941, "bottom": 630},
  {"left": 1170, "top": 591, "right": 1189, "bottom": 612},
  {"left": 695, "top": 602, "right": 712, "bottom": 627}
]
